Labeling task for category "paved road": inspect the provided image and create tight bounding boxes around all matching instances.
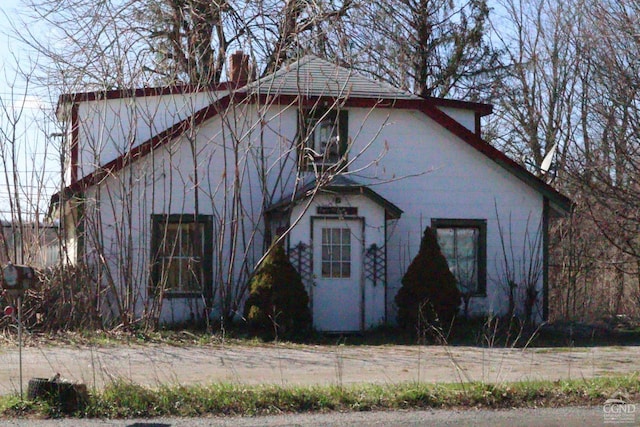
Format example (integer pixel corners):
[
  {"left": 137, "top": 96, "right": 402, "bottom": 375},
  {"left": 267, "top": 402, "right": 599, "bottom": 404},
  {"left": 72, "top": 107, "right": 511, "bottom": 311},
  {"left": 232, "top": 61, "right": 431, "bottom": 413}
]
[
  {"left": 1, "top": 406, "right": 635, "bottom": 426},
  {"left": 0, "top": 344, "right": 638, "bottom": 395}
]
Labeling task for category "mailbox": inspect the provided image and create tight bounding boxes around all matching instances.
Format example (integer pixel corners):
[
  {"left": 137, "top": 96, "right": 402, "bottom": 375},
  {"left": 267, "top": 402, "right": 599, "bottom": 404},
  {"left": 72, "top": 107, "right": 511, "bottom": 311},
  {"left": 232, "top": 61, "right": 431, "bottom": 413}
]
[{"left": 2, "top": 263, "right": 35, "bottom": 294}]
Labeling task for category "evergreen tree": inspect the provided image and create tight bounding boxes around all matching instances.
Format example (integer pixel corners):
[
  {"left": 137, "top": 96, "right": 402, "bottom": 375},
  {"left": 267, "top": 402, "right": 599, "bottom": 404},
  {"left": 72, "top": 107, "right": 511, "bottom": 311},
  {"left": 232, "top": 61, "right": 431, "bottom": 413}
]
[
  {"left": 244, "top": 244, "right": 312, "bottom": 340},
  {"left": 395, "top": 226, "right": 461, "bottom": 329}
]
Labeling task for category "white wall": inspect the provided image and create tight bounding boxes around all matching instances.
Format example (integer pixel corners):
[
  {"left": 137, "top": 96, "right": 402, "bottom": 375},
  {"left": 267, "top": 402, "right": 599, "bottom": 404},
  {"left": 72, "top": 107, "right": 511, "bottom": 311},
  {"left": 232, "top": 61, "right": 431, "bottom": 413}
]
[
  {"left": 75, "top": 90, "right": 228, "bottom": 180},
  {"left": 437, "top": 106, "right": 476, "bottom": 133},
  {"left": 80, "top": 101, "right": 301, "bottom": 324},
  {"left": 345, "top": 107, "right": 544, "bottom": 321}
]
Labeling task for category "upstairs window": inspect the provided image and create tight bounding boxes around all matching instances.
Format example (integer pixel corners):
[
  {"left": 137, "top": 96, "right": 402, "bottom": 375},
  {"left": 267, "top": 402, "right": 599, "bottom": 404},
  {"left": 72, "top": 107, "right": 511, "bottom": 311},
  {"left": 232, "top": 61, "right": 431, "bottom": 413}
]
[
  {"left": 432, "top": 219, "right": 487, "bottom": 296},
  {"left": 151, "top": 214, "right": 212, "bottom": 297},
  {"left": 299, "top": 109, "right": 348, "bottom": 169}
]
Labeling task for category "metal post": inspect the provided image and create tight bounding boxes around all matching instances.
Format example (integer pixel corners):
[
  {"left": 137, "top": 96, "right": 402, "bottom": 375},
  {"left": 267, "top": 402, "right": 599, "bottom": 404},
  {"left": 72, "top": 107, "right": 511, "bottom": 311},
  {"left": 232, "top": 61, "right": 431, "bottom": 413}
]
[{"left": 18, "top": 295, "right": 22, "bottom": 400}]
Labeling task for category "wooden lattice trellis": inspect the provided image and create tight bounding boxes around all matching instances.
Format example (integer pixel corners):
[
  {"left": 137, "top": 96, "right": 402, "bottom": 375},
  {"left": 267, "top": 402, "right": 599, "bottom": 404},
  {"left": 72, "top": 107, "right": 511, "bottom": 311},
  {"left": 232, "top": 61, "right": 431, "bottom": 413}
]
[
  {"left": 364, "top": 243, "right": 385, "bottom": 287},
  {"left": 288, "top": 242, "right": 313, "bottom": 286}
]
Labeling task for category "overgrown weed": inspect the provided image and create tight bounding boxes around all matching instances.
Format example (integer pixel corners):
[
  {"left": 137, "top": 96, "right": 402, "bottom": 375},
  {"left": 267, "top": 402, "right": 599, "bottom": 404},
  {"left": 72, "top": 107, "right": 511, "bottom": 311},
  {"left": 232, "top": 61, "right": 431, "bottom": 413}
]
[{"left": 0, "top": 315, "right": 638, "bottom": 349}]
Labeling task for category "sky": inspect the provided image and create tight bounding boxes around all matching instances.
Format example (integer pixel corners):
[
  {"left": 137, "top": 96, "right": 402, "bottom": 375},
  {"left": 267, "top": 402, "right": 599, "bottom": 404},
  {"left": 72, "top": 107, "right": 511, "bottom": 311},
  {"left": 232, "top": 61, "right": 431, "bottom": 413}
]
[{"left": 0, "top": 0, "right": 60, "bottom": 222}]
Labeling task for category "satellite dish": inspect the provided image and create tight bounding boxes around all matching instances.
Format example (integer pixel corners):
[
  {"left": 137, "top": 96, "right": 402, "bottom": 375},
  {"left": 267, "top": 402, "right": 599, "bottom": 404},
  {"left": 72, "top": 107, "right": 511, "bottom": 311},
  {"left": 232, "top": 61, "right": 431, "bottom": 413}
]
[{"left": 540, "top": 143, "right": 557, "bottom": 175}]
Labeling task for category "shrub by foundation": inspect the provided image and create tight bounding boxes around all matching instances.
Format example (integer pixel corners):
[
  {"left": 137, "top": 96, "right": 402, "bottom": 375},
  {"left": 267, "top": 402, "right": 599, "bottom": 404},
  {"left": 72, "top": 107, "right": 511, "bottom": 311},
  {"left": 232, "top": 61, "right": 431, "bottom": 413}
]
[
  {"left": 244, "top": 244, "right": 312, "bottom": 340},
  {"left": 395, "top": 226, "right": 461, "bottom": 330}
]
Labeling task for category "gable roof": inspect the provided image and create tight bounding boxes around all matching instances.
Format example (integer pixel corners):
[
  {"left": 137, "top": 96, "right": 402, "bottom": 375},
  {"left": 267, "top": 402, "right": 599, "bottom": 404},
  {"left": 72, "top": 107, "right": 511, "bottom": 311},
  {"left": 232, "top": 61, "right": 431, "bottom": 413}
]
[
  {"left": 245, "top": 56, "right": 492, "bottom": 116},
  {"left": 53, "top": 55, "right": 571, "bottom": 214},
  {"left": 266, "top": 174, "right": 403, "bottom": 220}
]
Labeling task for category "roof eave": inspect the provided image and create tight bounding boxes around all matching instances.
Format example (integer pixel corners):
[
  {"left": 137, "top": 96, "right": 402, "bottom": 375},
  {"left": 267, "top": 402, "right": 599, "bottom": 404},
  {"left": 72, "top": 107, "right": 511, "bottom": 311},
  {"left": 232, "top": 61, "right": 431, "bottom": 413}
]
[
  {"left": 266, "top": 181, "right": 403, "bottom": 221},
  {"left": 323, "top": 184, "right": 403, "bottom": 220},
  {"left": 424, "top": 96, "right": 494, "bottom": 117}
]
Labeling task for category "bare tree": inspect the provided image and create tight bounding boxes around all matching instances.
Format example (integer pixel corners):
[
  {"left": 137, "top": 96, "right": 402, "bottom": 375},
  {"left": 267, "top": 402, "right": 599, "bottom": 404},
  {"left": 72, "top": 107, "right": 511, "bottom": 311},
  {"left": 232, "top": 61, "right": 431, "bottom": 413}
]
[
  {"left": 0, "top": 51, "right": 60, "bottom": 266},
  {"left": 489, "top": 0, "right": 640, "bottom": 320},
  {"left": 349, "top": 0, "right": 498, "bottom": 99},
  {"left": 18, "top": 0, "right": 356, "bottom": 89},
  {"left": 488, "top": 0, "right": 581, "bottom": 178},
  {"left": 570, "top": 0, "right": 640, "bottom": 315}
]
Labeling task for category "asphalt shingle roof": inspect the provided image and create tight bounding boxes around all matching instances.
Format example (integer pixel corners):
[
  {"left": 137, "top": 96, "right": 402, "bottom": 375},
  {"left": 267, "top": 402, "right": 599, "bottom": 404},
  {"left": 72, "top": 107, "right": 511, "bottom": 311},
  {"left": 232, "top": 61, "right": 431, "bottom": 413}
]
[{"left": 247, "top": 56, "right": 420, "bottom": 100}]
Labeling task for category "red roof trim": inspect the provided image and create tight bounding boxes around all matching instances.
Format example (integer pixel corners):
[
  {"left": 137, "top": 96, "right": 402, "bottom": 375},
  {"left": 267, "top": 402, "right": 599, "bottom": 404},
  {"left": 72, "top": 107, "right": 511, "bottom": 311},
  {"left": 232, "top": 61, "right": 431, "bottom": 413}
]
[
  {"left": 58, "top": 83, "right": 492, "bottom": 116},
  {"left": 424, "top": 96, "right": 493, "bottom": 117},
  {"left": 70, "top": 104, "right": 79, "bottom": 183},
  {"left": 62, "top": 92, "right": 569, "bottom": 211},
  {"left": 58, "top": 83, "right": 234, "bottom": 105}
]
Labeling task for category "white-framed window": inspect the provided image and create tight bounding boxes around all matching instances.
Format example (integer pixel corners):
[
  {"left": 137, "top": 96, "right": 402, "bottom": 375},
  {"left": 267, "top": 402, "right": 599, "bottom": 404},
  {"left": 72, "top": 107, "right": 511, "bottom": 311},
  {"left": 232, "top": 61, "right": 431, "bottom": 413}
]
[{"left": 320, "top": 227, "right": 352, "bottom": 278}]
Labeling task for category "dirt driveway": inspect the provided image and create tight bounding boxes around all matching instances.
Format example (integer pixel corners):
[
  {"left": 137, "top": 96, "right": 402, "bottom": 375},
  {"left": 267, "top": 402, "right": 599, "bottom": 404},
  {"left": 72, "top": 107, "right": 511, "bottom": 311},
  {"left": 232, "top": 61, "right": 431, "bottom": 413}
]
[{"left": 0, "top": 343, "right": 637, "bottom": 394}]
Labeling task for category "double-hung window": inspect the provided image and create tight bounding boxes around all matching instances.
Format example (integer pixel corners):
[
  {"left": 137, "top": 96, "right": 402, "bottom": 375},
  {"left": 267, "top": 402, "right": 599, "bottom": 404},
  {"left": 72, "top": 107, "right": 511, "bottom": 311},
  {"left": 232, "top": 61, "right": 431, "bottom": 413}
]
[
  {"left": 299, "top": 108, "right": 348, "bottom": 169},
  {"left": 151, "top": 214, "right": 212, "bottom": 297},
  {"left": 432, "top": 219, "right": 487, "bottom": 296}
]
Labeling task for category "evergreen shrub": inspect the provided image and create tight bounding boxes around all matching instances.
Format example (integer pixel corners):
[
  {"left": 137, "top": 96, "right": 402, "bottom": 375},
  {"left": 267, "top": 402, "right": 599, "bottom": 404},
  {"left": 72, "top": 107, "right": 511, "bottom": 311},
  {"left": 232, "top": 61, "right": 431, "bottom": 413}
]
[
  {"left": 243, "top": 244, "right": 312, "bottom": 340},
  {"left": 395, "top": 226, "right": 461, "bottom": 329}
]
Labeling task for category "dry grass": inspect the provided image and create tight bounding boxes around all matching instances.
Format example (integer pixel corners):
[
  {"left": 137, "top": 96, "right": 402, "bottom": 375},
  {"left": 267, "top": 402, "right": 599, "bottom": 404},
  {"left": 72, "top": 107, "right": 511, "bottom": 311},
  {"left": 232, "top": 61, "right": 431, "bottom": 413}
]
[{"left": 1, "top": 374, "right": 638, "bottom": 419}]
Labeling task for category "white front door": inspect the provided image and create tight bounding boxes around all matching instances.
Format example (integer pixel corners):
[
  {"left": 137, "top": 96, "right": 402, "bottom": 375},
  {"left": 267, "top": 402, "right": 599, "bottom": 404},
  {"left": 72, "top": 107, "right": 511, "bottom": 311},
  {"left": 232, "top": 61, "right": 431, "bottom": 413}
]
[{"left": 312, "top": 218, "right": 363, "bottom": 332}]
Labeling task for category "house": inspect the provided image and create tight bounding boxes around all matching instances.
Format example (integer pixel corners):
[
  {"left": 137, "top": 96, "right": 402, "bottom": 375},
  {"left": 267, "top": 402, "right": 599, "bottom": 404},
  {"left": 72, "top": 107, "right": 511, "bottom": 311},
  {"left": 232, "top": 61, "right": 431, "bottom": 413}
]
[
  {"left": 50, "top": 53, "right": 570, "bottom": 331},
  {"left": 0, "top": 221, "right": 59, "bottom": 268}
]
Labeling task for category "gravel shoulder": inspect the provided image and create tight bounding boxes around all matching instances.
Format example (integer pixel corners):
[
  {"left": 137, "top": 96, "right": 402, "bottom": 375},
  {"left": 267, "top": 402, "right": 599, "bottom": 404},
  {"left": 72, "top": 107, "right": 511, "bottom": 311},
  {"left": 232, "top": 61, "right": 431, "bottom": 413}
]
[{"left": 0, "top": 343, "right": 637, "bottom": 395}]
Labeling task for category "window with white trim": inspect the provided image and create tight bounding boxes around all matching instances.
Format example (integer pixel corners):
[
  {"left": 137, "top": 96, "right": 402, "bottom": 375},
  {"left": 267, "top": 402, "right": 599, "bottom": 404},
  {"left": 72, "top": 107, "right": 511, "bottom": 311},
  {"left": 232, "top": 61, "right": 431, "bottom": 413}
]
[{"left": 321, "top": 227, "right": 351, "bottom": 278}]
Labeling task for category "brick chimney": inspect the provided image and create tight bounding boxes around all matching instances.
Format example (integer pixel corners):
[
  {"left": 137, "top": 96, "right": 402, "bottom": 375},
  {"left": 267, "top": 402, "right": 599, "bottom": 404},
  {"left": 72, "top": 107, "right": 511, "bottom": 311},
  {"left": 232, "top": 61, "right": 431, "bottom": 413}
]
[{"left": 228, "top": 51, "right": 250, "bottom": 85}]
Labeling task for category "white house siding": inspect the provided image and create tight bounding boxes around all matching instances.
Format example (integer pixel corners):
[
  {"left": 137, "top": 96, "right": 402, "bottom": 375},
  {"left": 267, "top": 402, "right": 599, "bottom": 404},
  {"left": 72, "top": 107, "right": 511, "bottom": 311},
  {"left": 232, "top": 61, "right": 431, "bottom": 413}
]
[
  {"left": 344, "top": 107, "right": 545, "bottom": 321},
  {"left": 437, "top": 107, "right": 476, "bottom": 134},
  {"left": 63, "top": 120, "right": 73, "bottom": 185},
  {"left": 61, "top": 205, "right": 79, "bottom": 264},
  {"left": 289, "top": 194, "right": 387, "bottom": 329},
  {"left": 80, "top": 101, "right": 303, "bottom": 324},
  {"left": 75, "top": 91, "right": 228, "bottom": 181}
]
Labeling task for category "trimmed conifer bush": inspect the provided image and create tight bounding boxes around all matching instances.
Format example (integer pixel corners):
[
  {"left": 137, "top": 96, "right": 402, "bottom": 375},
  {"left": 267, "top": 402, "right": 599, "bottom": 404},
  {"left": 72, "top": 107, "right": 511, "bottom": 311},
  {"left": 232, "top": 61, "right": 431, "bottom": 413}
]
[
  {"left": 243, "top": 244, "right": 312, "bottom": 340},
  {"left": 395, "top": 226, "right": 462, "bottom": 329}
]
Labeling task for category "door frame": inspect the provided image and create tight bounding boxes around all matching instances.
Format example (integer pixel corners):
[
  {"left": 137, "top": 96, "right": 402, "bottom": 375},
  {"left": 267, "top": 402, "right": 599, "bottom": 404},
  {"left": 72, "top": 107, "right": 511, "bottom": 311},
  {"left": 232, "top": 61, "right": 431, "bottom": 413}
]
[{"left": 310, "top": 215, "right": 366, "bottom": 332}]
